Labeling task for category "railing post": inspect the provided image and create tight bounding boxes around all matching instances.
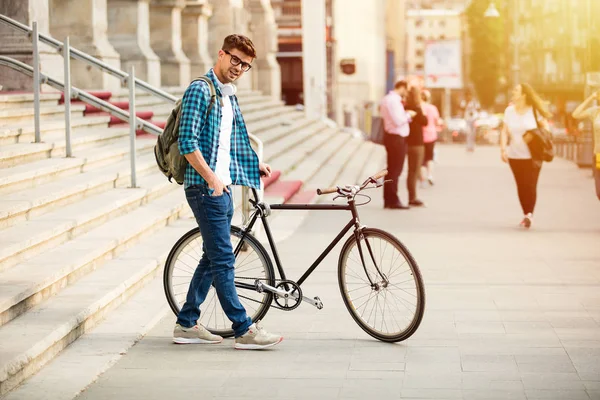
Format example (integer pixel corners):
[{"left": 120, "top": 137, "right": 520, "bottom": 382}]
[
  {"left": 128, "top": 66, "right": 138, "bottom": 188},
  {"left": 242, "top": 133, "right": 264, "bottom": 227},
  {"left": 32, "top": 21, "right": 41, "bottom": 143},
  {"left": 63, "top": 37, "right": 73, "bottom": 157}
]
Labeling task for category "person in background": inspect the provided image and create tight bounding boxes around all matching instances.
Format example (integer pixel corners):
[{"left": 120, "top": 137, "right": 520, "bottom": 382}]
[
  {"left": 380, "top": 80, "right": 416, "bottom": 209},
  {"left": 420, "top": 90, "right": 442, "bottom": 186},
  {"left": 405, "top": 86, "right": 429, "bottom": 207},
  {"left": 461, "top": 89, "right": 480, "bottom": 152},
  {"left": 572, "top": 90, "right": 600, "bottom": 200},
  {"left": 500, "top": 83, "right": 552, "bottom": 228}
]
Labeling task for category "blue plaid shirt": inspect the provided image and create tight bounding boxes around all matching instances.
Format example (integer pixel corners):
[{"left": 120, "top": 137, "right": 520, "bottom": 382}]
[{"left": 178, "top": 69, "right": 261, "bottom": 189}]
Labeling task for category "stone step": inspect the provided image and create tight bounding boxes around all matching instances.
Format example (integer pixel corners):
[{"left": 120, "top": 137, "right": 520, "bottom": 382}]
[
  {"left": 257, "top": 116, "right": 319, "bottom": 146},
  {"left": 332, "top": 140, "right": 382, "bottom": 189},
  {"left": 143, "top": 97, "right": 284, "bottom": 122},
  {"left": 0, "top": 137, "right": 156, "bottom": 195},
  {"left": 264, "top": 120, "right": 329, "bottom": 163},
  {"left": 271, "top": 127, "right": 339, "bottom": 177},
  {"left": 285, "top": 130, "right": 353, "bottom": 184},
  {"left": 0, "top": 92, "right": 61, "bottom": 110},
  {"left": 0, "top": 125, "right": 129, "bottom": 168},
  {"left": 0, "top": 185, "right": 188, "bottom": 327},
  {"left": 0, "top": 139, "right": 158, "bottom": 229},
  {"left": 0, "top": 104, "right": 86, "bottom": 126},
  {"left": 307, "top": 135, "right": 365, "bottom": 191},
  {"left": 0, "top": 271, "right": 174, "bottom": 400},
  {"left": 109, "top": 87, "right": 263, "bottom": 104},
  {"left": 0, "top": 115, "right": 111, "bottom": 146},
  {"left": 0, "top": 202, "right": 190, "bottom": 397},
  {"left": 245, "top": 107, "right": 304, "bottom": 137},
  {"left": 0, "top": 172, "right": 178, "bottom": 272}
]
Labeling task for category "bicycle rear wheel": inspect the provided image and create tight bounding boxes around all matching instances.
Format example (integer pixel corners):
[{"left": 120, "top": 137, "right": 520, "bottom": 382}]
[
  {"left": 163, "top": 226, "right": 274, "bottom": 338},
  {"left": 338, "top": 228, "right": 425, "bottom": 342}
]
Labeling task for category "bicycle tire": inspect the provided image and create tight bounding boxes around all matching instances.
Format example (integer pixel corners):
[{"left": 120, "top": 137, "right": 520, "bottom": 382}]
[
  {"left": 163, "top": 225, "right": 275, "bottom": 338},
  {"left": 338, "top": 228, "right": 425, "bottom": 342}
]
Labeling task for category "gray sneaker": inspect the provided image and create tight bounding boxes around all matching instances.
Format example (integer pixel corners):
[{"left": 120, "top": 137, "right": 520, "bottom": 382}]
[
  {"left": 234, "top": 323, "right": 283, "bottom": 350},
  {"left": 173, "top": 324, "right": 223, "bottom": 344}
]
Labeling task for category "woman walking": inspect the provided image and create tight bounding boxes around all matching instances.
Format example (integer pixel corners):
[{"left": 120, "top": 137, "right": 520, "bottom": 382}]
[
  {"left": 405, "top": 86, "right": 429, "bottom": 207},
  {"left": 572, "top": 90, "right": 600, "bottom": 200},
  {"left": 500, "top": 83, "right": 552, "bottom": 228},
  {"left": 420, "top": 90, "right": 441, "bottom": 186}
]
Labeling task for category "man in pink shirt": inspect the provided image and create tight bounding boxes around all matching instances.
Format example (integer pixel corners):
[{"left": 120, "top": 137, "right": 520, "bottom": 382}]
[{"left": 380, "top": 80, "right": 415, "bottom": 209}]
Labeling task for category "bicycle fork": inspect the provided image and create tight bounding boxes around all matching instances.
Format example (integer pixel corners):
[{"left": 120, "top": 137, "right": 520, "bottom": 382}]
[{"left": 354, "top": 228, "right": 389, "bottom": 290}]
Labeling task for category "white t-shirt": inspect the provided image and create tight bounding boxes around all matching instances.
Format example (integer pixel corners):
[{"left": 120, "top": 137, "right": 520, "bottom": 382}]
[
  {"left": 504, "top": 105, "right": 537, "bottom": 159},
  {"left": 214, "top": 94, "right": 233, "bottom": 186}
]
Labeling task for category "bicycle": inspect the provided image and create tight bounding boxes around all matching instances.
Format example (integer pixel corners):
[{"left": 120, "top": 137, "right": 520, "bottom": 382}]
[{"left": 163, "top": 170, "right": 426, "bottom": 342}]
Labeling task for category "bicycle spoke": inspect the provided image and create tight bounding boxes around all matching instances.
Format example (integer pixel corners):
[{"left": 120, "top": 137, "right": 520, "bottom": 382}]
[{"left": 339, "top": 230, "right": 424, "bottom": 342}]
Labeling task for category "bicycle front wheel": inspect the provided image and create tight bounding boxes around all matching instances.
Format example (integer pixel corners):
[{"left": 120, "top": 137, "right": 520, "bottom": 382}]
[
  {"left": 338, "top": 228, "right": 425, "bottom": 342},
  {"left": 163, "top": 225, "right": 275, "bottom": 338}
]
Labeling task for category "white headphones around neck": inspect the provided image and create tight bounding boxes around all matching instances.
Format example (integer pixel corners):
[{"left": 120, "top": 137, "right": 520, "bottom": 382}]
[{"left": 222, "top": 83, "right": 237, "bottom": 97}]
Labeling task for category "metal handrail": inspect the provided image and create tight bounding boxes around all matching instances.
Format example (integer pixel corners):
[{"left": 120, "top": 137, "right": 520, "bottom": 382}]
[
  {"left": 0, "top": 56, "right": 163, "bottom": 135},
  {"left": 0, "top": 13, "right": 177, "bottom": 104}
]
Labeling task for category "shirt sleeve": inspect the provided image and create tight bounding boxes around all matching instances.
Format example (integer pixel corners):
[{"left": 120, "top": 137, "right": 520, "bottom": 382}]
[
  {"left": 388, "top": 97, "right": 410, "bottom": 127},
  {"left": 178, "top": 81, "right": 209, "bottom": 155}
]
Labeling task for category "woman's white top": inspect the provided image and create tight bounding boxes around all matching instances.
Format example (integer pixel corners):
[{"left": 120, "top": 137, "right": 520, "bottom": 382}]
[{"left": 504, "top": 105, "right": 537, "bottom": 159}]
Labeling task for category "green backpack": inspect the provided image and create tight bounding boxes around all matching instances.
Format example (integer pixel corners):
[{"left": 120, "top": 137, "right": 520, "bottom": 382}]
[{"left": 154, "top": 76, "right": 217, "bottom": 185}]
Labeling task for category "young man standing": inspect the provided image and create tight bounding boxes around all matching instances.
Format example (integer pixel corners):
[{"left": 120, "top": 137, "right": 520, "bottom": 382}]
[
  {"left": 380, "top": 80, "right": 415, "bottom": 209},
  {"left": 174, "top": 34, "right": 283, "bottom": 349}
]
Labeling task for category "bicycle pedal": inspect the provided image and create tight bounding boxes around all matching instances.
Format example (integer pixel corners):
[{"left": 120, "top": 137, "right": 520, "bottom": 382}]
[{"left": 314, "top": 296, "right": 324, "bottom": 310}]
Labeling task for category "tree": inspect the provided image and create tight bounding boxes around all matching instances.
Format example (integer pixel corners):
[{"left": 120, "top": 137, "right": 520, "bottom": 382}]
[{"left": 465, "top": 0, "right": 506, "bottom": 109}]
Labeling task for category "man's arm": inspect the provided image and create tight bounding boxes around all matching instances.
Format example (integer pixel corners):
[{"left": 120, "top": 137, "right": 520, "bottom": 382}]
[
  {"left": 178, "top": 82, "right": 227, "bottom": 194},
  {"left": 388, "top": 97, "right": 411, "bottom": 127}
]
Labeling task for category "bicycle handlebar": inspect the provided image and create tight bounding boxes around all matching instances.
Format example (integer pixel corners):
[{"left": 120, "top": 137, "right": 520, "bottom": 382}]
[
  {"left": 371, "top": 169, "right": 388, "bottom": 180},
  {"left": 316, "top": 169, "right": 389, "bottom": 196},
  {"left": 316, "top": 186, "right": 338, "bottom": 195}
]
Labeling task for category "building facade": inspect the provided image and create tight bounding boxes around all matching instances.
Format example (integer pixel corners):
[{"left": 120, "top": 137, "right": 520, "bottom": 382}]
[
  {"left": 0, "top": 0, "right": 282, "bottom": 99},
  {"left": 516, "top": 0, "right": 599, "bottom": 123},
  {"left": 405, "top": 8, "right": 463, "bottom": 76}
]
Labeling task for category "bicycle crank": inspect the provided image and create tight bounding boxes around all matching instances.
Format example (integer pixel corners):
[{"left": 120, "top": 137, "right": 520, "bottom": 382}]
[{"left": 255, "top": 280, "right": 324, "bottom": 310}]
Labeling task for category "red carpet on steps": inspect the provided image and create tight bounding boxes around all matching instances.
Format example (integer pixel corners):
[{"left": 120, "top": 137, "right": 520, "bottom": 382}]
[
  {"left": 261, "top": 170, "right": 281, "bottom": 189},
  {"left": 263, "top": 180, "right": 303, "bottom": 203}
]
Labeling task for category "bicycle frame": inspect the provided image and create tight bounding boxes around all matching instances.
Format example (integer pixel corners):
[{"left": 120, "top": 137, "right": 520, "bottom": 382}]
[{"left": 233, "top": 189, "right": 384, "bottom": 295}]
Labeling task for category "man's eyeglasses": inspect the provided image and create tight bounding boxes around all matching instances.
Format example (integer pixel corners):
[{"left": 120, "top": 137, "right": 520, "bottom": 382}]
[{"left": 223, "top": 50, "right": 252, "bottom": 72}]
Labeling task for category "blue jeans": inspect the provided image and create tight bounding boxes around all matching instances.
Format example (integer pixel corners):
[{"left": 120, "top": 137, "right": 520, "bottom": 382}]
[{"left": 176, "top": 185, "right": 253, "bottom": 337}]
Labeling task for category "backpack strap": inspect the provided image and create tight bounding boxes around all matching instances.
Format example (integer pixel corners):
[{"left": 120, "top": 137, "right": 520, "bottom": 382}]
[{"left": 194, "top": 76, "right": 221, "bottom": 119}]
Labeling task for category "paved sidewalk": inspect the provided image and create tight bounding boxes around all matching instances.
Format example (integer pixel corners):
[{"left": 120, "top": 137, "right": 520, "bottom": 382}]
[{"left": 77, "top": 145, "right": 600, "bottom": 400}]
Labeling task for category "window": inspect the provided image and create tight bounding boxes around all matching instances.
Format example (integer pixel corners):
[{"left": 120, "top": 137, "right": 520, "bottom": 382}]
[
  {"left": 439, "top": 20, "right": 446, "bottom": 27},
  {"left": 416, "top": 35, "right": 424, "bottom": 42},
  {"left": 415, "top": 19, "right": 423, "bottom": 27},
  {"left": 416, "top": 63, "right": 424, "bottom": 70},
  {"left": 416, "top": 49, "right": 423, "bottom": 57},
  {"left": 440, "top": 35, "right": 446, "bottom": 40}
]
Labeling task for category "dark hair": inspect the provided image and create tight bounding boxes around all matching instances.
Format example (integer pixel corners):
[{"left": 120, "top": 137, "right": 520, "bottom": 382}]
[
  {"left": 222, "top": 34, "right": 257, "bottom": 59},
  {"left": 394, "top": 80, "right": 408, "bottom": 90},
  {"left": 520, "top": 83, "right": 552, "bottom": 119},
  {"left": 406, "top": 86, "right": 421, "bottom": 109}
]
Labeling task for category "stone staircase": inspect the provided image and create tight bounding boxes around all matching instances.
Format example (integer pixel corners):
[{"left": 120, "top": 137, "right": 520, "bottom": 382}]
[{"left": 0, "top": 87, "right": 380, "bottom": 397}]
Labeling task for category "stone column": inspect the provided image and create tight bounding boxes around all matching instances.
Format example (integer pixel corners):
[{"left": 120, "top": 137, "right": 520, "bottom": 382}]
[
  {"left": 182, "top": 0, "right": 213, "bottom": 78},
  {"left": 246, "top": 0, "right": 281, "bottom": 99},
  {"left": 149, "top": 0, "right": 191, "bottom": 87},
  {"left": 0, "top": 0, "right": 63, "bottom": 91},
  {"left": 107, "top": 0, "right": 161, "bottom": 86},
  {"left": 208, "top": 0, "right": 253, "bottom": 91},
  {"left": 301, "top": 0, "right": 326, "bottom": 120},
  {"left": 49, "top": 0, "right": 122, "bottom": 90}
]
